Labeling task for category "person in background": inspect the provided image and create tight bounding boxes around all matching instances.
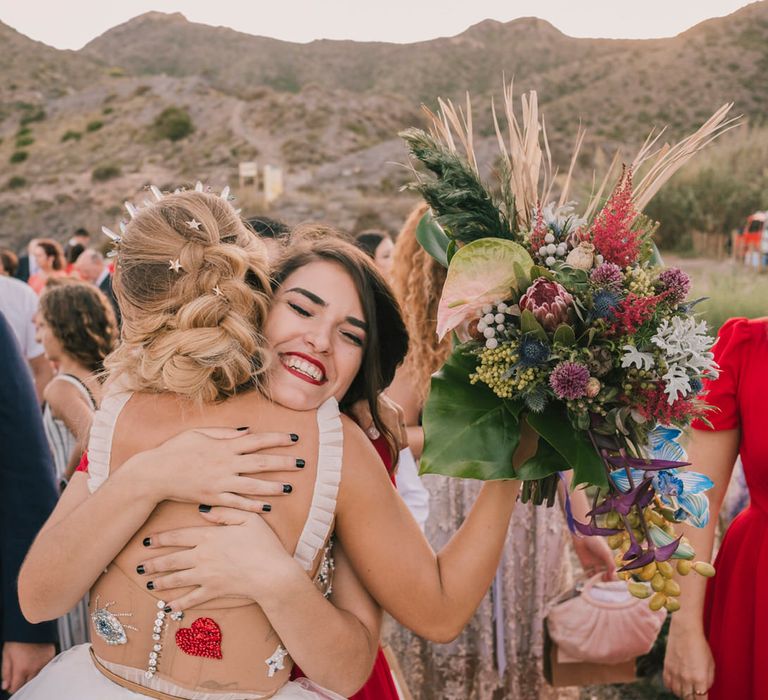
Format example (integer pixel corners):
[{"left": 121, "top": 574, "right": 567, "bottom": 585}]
[
  {"left": 0, "top": 249, "right": 18, "bottom": 277},
  {"left": 248, "top": 215, "right": 290, "bottom": 261},
  {"left": 74, "top": 249, "right": 120, "bottom": 325},
  {"left": 14, "top": 239, "right": 40, "bottom": 283},
  {"left": 354, "top": 231, "right": 395, "bottom": 280},
  {"left": 27, "top": 240, "right": 66, "bottom": 294},
  {"left": 0, "top": 275, "right": 53, "bottom": 403},
  {"left": 63, "top": 229, "right": 90, "bottom": 266},
  {"left": 0, "top": 311, "right": 58, "bottom": 697}
]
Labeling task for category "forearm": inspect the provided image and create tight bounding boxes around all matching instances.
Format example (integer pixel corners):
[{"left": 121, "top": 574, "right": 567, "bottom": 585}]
[
  {"left": 19, "top": 463, "right": 160, "bottom": 622},
  {"left": 406, "top": 426, "right": 424, "bottom": 459},
  {"left": 258, "top": 562, "right": 379, "bottom": 696}
]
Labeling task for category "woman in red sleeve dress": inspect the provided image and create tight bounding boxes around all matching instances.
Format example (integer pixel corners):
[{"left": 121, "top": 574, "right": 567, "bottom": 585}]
[{"left": 664, "top": 317, "right": 768, "bottom": 699}]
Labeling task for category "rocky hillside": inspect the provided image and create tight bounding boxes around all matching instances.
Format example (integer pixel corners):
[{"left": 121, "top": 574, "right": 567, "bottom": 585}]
[{"left": 1, "top": 3, "right": 766, "bottom": 249}]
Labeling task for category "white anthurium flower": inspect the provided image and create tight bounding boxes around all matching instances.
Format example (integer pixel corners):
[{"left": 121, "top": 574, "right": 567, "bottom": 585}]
[{"left": 621, "top": 344, "right": 655, "bottom": 371}]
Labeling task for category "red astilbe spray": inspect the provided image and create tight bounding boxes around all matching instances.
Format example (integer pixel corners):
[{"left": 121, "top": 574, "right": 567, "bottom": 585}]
[
  {"left": 528, "top": 205, "right": 549, "bottom": 257},
  {"left": 584, "top": 167, "right": 642, "bottom": 267},
  {"left": 607, "top": 291, "right": 667, "bottom": 336},
  {"left": 636, "top": 384, "right": 697, "bottom": 425}
]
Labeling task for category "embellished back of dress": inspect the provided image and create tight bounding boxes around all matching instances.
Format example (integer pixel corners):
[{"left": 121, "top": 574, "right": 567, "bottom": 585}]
[{"left": 86, "top": 387, "right": 343, "bottom": 699}]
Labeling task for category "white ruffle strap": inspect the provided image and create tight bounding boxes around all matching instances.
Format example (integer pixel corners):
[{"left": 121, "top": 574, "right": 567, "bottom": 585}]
[
  {"left": 293, "top": 398, "right": 343, "bottom": 572},
  {"left": 86, "top": 385, "right": 133, "bottom": 493}
]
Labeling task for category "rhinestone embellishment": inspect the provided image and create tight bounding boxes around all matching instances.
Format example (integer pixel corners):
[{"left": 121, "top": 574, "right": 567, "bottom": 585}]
[
  {"left": 175, "top": 617, "right": 223, "bottom": 659},
  {"left": 90, "top": 596, "right": 137, "bottom": 646},
  {"left": 145, "top": 600, "right": 169, "bottom": 679},
  {"left": 265, "top": 645, "right": 289, "bottom": 678},
  {"left": 314, "top": 541, "right": 335, "bottom": 600}
]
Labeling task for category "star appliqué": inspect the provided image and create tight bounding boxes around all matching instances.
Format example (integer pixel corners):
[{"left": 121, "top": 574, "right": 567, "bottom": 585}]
[
  {"left": 265, "top": 645, "right": 289, "bottom": 678},
  {"left": 185, "top": 219, "right": 202, "bottom": 231},
  {"left": 212, "top": 285, "right": 224, "bottom": 297},
  {"left": 168, "top": 258, "right": 183, "bottom": 273}
]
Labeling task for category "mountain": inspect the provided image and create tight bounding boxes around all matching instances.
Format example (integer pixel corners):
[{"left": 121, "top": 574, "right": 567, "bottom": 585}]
[{"left": 1, "top": 3, "right": 767, "bottom": 249}]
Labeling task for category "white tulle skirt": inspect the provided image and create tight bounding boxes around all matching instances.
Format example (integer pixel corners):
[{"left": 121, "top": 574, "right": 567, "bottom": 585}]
[{"left": 15, "top": 644, "right": 346, "bottom": 700}]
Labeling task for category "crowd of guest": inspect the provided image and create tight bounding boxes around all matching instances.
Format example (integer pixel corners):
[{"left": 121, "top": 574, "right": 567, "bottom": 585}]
[{"left": 0, "top": 204, "right": 758, "bottom": 700}]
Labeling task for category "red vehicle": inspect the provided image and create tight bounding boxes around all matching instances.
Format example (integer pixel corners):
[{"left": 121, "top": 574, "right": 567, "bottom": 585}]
[{"left": 734, "top": 212, "right": 768, "bottom": 265}]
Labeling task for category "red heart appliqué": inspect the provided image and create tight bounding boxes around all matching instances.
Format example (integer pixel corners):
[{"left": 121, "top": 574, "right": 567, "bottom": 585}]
[{"left": 175, "top": 617, "right": 222, "bottom": 659}]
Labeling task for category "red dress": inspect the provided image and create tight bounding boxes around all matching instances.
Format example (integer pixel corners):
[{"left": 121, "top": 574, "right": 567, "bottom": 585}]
[{"left": 693, "top": 317, "right": 768, "bottom": 700}]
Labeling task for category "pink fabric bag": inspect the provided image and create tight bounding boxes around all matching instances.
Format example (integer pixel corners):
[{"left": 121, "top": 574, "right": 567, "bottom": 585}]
[{"left": 546, "top": 573, "right": 666, "bottom": 665}]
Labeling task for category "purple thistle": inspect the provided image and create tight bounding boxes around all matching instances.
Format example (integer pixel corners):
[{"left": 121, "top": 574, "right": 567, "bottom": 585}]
[
  {"left": 549, "top": 361, "right": 590, "bottom": 400},
  {"left": 657, "top": 267, "right": 691, "bottom": 304},
  {"left": 590, "top": 262, "right": 623, "bottom": 289}
]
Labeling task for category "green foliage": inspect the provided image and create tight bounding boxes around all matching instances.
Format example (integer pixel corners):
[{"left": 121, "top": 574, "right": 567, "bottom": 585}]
[
  {"left": 86, "top": 120, "right": 104, "bottom": 132},
  {"left": 102, "top": 107, "right": 114, "bottom": 115},
  {"left": 19, "top": 107, "right": 45, "bottom": 126},
  {"left": 10, "top": 151, "right": 28, "bottom": 164},
  {"left": 61, "top": 130, "right": 82, "bottom": 142},
  {"left": 400, "top": 127, "right": 515, "bottom": 243},
  {"left": 15, "top": 127, "right": 31, "bottom": 137},
  {"left": 6, "top": 176, "right": 27, "bottom": 190},
  {"left": 152, "top": 106, "right": 194, "bottom": 142},
  {"left": 15, "top": 135, "right": 34, "bottom": 148},
  {"left": 91, "top": 163, "right": 122, "bottom": 182},
  {"left": 415, "top": 211, "right": 450, "bottom": 267}
]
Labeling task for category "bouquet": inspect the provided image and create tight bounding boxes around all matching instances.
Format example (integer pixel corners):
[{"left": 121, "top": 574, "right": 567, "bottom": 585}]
[{"left": 401, "top": 85, "right": 738, "bottom": 611}]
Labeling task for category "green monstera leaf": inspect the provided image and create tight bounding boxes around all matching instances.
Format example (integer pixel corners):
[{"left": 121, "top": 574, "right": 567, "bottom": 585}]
[
  {"left": 436, "top": 238, "right": 534, "bottom": 340},
  {"left": 420, "top": 347, "right": 523, "bottom": 480},
  {"left": 415, "top": 211, "right": 450, "bottom": 268}
]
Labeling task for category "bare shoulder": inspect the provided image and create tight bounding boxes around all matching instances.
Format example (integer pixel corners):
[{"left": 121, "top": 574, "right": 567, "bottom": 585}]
[
  {"left": 338, "top": 414, "right": 391, "bottom": 504},
  {"left": 44, "top": 378, "right": 89, "bottom": 417}
]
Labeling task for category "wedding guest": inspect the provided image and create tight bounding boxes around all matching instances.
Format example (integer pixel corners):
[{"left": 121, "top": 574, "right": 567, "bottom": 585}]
[
  {"left": 354, "top": 231, "right": 394, "bottom": 280},
  {"left": 74, "top": 249, "right": 120, "bottom": 325},
  {"left": 0, "top": 249, "right": 18, "bottom": 276},
  {"left": 0, "top": 275, "right": 53, "bottom": 402},
  {"left": 664, "top": 316, "right": 768, "bottom": 700},
  {"left": 0, "top": 311, "right": 58, "bottom": 697},
  {"left": 27, "top": 239, "right": 66, "bottom": 294}
]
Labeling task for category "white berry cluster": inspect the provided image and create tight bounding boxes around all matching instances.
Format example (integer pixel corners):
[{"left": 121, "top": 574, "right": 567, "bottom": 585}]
[
  {"left": 476, "top": 301, "right": 511, "bottom": 349},
  {"left": 537, "top": 231, "right": 569, "bottom": 268}
]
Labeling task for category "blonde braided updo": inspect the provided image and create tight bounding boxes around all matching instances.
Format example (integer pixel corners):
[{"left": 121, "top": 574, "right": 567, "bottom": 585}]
[{"left": 104, "top": 190, "right": 271, "bottom": 402}]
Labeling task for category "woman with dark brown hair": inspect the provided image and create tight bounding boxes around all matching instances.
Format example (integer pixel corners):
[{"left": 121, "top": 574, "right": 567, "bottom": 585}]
[{"left": 28, "top": 239, "right": 67, "bottom": 294}]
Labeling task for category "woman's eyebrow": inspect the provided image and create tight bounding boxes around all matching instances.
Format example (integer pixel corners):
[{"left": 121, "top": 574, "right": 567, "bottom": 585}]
[
  {"left": 347, "top": 316, "right": 368, "bottom": 331},
  {"left": 286, "top": 287, "right": 325, "bottom": 306}
]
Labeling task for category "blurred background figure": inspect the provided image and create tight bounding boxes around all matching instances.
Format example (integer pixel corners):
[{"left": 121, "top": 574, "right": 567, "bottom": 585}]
[
  {"left": 36, "top": 281, "right": 117, "bottom": 488},
  {"left": 247, "top": 215, "right": 289, "bottom": 261},
  {"left": 0, "top": 311, "right": 58, "bottom": 697},
  {"left": 14, "top": 239, "right": 40, "bottom": 284},
  {"left": 0, "top": 249, "right": 19, "bottom": 277},
  {"left": 74, "top": 248, "right": 120, "bottom": 324},
  {"left": 27, "top": 239, "right": 66, "bottom": 294},
  {"left": 63, "top": 229, "right": 91, "bottom": 275},
  {"left": 355, "top": 230, "right": 395, "bottom": 280},
  {"left": 0, "top": 275, "right": 53, "bottom": 403}
]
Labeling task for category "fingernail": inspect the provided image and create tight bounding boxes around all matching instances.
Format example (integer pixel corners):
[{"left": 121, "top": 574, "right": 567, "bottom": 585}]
[
  {"left": 198, "top": 504, "right": 212, "bottom": 513},
  {"left": 136, "top": 565, "right": 145, "bottom": 575},
  {"left": 147, "top": 581, "right": 155, "bottom": 590},
  {"left": 290, "top": 433, "right": 299, "bottom": 442},
  {"left": 282, "top": 484, "right": 293, "bottom": 494},
  {"left": 295, "top": 458, "right": 305, "bottom": 468},
  {"left": 236, "top": 426, "right": 249, "bottom": 431},
  {"left": 262, "top": 504, "right": 272, "bottom": 512},
  {"left": 142, "top": 537, "right": 151, "bottom": 547},
  {"left": 164, "top": 605, "right": 173, "bottom": 613}
]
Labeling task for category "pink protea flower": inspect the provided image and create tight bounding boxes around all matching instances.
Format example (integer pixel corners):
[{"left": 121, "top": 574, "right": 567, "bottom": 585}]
[
  {"left": 550, "top": 361, "right": 591, "bottom": 400},
  {"left": 657, "top": 268, "right": 691, "bottom": 304},
  {"left": 519, "top": 277, "right": 574, "bottom": 332}
]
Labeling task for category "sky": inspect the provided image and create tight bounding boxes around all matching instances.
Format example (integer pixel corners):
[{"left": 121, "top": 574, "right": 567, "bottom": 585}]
[{"left": 1, "top": 0, "right": 758, "bottom": 50}]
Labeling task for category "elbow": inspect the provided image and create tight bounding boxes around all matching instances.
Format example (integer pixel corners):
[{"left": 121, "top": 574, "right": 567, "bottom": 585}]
[
  {"left": 411, "top": 617, "right": 465, "bottom": 644},
  {"left": 17, "top": 567, "right": 58, "bottom": 624}
]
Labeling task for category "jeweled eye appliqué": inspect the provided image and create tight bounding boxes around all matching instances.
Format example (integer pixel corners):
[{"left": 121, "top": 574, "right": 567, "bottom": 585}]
[{"left": 90, "top": 595, "right": 138, "bottom": 646}]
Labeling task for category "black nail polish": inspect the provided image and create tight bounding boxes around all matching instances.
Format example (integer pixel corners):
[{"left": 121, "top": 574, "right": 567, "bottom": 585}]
[
  {"left": 142, "top": 537, "right": 151, "bottom": 547},
  {"left": 290, "top": 433, "right": 299, "bottom": 442},
  {"left": 236, "top": 426, "right": 249, "bottom": 431},
  {"left": 198, "top": 504, "right": 212, "bottom": 513},
  {"left": 262, "top": 504, "right": 272, "bottom": 512},
  {"left": 136, "top": 565, "right": 145, "bottom": 575},
  {"left": 164, "top": 605, "right": 172, "bottom": 613},
  {"left": 147, "top": 581, "right": 155, "bottom": 590},
  {"left": 295, "top": 458, "right": 305, "bottom": 468},
  {"left": 282, "top": 484, "right": 293, "bottom": 494}
]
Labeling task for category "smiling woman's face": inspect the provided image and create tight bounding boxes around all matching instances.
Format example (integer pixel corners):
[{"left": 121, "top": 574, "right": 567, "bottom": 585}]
[{"left": 264, "top": 260, "right": 367, "bottom": 411}]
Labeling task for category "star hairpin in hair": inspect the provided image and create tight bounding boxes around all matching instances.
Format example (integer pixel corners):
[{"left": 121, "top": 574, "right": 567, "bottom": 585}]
[
  {"left": 168, "top": 259, "right": 183, "bottom": 273},
  {"left": 185, "top": 219, "right": 202, "bottom": 231},
  {"left": 212, "top": 285, "right": 225, "bottom": 298}
]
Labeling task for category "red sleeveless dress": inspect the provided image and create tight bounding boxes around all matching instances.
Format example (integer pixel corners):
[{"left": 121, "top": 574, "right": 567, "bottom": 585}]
[{"left": 692, "top": 317, "right": 768, "bottom": 699}]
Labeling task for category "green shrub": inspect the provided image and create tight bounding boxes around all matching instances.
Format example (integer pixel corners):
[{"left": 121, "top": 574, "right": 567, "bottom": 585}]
[
  {"left": 10, "top": 150, "right": 28, "bottom": 164},
  {"left": 20, "top": 108, "right": 45, "bottom": 126},
  {"left": 152, "top": 106, "right": 194, "bottom": 142},
  {"left": 86, "top": 120, "right": 103, "bottom": 132},
  {"left": 91, "top": 163, "right": 122, "bottom": 182},
  {"left": 61, "top": 130, "right": 82, "bottom": 142},
  {"left": 16, "top": 126, "right": 31, "bottom": 137},
  {"left": 102, "top": 106, "right": 114, "bottom": 115},
  {"left": 6, "top": 176, "right": 27, "bottom": 190},
  {"left": 15, "top": 135, "right": 34, "bottom": 148}
]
